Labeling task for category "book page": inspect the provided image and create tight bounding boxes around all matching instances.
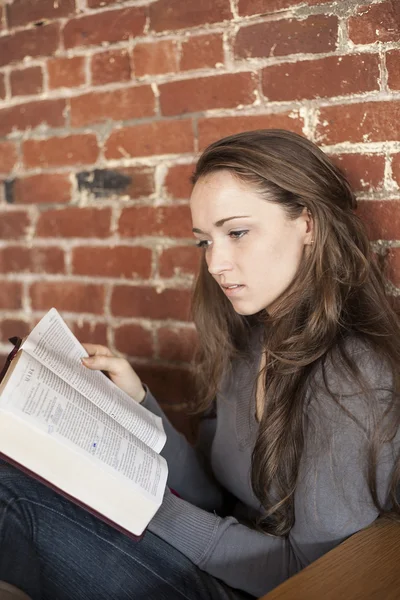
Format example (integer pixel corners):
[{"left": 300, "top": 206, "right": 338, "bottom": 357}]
[
  {"left": 0, "top": 352, "right": 167, "bottom": 504},
  {"left": 22, "top": 309, "right": 165, "bottom": 453}
]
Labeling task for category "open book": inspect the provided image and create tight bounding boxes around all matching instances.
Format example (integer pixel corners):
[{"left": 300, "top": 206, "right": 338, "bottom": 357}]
[{"left": 0, "top": 308, "right": 168, "bottom": 539}]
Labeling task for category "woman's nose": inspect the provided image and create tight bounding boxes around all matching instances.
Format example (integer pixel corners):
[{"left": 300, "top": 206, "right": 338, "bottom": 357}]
[{"left": 206, "top": 245, "right": 233, "bottom": 276}]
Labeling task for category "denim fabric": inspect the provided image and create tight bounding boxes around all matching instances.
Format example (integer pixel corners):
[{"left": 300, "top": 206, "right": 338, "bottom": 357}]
[{"left": 0, "top": 461, "right": 253, "bottom": 600}]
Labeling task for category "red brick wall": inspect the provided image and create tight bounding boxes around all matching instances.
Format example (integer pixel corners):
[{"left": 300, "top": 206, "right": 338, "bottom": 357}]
[{"left": 0, "top": 0, "right": 399, "bottom": 424}]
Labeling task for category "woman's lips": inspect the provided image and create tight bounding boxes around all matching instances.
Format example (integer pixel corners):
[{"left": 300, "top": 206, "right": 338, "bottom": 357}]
[{"left": 221, "top": 284, "right": 245, "bottom": 297}]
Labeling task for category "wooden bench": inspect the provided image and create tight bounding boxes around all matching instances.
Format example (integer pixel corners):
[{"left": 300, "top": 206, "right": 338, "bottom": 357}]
[{"left": 259, "top": 518, "right": 400, "bottom": 599}]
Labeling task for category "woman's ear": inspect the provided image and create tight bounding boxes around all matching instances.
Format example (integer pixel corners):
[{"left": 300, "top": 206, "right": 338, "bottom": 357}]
[{"left": 301, "top": 207, "right": 314, "bottom": 245}]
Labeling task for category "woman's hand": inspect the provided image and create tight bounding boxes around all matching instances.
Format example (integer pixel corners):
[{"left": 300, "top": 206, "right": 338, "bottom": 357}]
[{"left": 81, "top": 343, "right": 146, "bottom": 403}]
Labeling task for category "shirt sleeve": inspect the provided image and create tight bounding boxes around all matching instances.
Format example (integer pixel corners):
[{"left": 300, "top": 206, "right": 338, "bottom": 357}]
[
  {"left": 148, "top": 348, "right": 399, "bottom": 598},
  {"left": 141, "top": 387, "right": 225, "bottom": 511}
]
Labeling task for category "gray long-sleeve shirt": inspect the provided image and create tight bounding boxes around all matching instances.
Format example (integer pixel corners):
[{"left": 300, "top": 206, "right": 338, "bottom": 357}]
[{"left": 144, "top": 337, "right": 399, "bottom": 597}]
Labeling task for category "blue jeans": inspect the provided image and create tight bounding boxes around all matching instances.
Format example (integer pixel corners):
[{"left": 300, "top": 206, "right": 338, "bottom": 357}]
[{"left": 0, "top": 461, "right": 253, "bottom": 600}]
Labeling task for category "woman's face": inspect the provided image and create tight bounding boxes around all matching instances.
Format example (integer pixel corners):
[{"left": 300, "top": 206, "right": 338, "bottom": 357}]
[{"left": 190, "top": 170, "right": 313, "bottom": 316}]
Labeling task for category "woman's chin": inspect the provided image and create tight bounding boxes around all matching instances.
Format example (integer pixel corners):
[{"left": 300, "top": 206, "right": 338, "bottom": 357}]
[{"left": 230, "top": 299, "right": 268, "bottom": 317}]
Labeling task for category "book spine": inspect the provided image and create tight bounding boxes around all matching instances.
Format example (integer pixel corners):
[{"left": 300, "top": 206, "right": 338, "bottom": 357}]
[{"left": 0, "top": 338, "right": 22, "bottom": 384}]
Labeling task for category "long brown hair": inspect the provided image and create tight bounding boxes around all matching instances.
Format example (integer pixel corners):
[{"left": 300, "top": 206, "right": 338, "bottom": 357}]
[{"left": 190, "top": 129, "right": 400, "bottom": 536}]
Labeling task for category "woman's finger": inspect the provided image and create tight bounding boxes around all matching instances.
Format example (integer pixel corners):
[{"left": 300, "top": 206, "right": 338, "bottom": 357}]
[
  {"left": 81, "top": 354, "right": 127, "bottom": 376},
  {"left": 81, "top": 353, "right": 145, "bottom": 403},
  {"left": 81, "top": 343, "right": 114, "bottom": 358}
]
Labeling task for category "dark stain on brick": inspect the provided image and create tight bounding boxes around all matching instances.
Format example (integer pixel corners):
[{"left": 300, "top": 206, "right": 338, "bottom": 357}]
[
  {"left": 4, "top": 179, "right": 15, "bottom": 204},
  {"left": 77, "top": 169, "right": 132, "bottom": 198}
]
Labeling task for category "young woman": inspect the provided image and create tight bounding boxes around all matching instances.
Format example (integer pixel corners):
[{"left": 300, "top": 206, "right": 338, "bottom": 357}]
[{"left": 1, "top": 130, "right": 400, "bottom": 600}]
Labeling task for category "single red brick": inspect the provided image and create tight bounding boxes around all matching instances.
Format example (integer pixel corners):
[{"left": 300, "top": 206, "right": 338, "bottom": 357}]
[
  {"left": 63, "top": 7, "right": 146, "bottom": 49},
  {"left": 236, "top": 15, "right": 337, "bottom": 60},
  {"left": 0, "top": 73, "right": 5, "bottom": 99},
  {"left": 30, "top": 282, "right": 105, "bottom": 314},
  {"left": 70, "top": 86, "right": 155, "bottom": 127},
  {"left": 385, "top": 248, "right": 400, "bottom": 287},
  {"left": 111, "top": 286, "right": 192, "bottom": 320},
  {"left": 348, "top": 1, "right": 400, "bottom": 44},
  {"left": 158, "top": 325, "right": 198, "bottom": 362},
  {"left": 262, "top": 54, "right": 379, "bottom": 102},
  {"left": 0, "top": 211, "right": 30, "bottom": 240},
  {"left": 387, "top": 50, "right": 400, "bottom": 91},
  {"left": 77, "top": 166, "right": 155, "bottom": 200},
  {"left": 105, "top": 120, "right": 194, "bottom": 159},
  {"left": 47, "top": 56, "right": 86, "bottom": 89},
  {"left": 316, "top": 101, "right": 400, "bottom": 145},
  {"left": 0, "top": 142, "right": 18, "bottom": 174},
  {"left": 160, "top": 72, "right": 256, "bottom": 116},
  {"left": 238, "top": 0, "right": 334, "bottom": 14},
  {"left": 36, "top": 207, "right": 112, "bottom": 238},
  {"left": 134, "top": 40, "right": 178, "bottom": 77},
  {"left": 159, "top": 246, "right": 200, "bottom": 278},
  {"left": 164, "top": 164, "right": 195, "bottom": 200},
  {"left": 116, "top": 166, "right": 155, "bottom": 199},
  {"left": 71, "top": 246, "right": 152, "bottom": 279},
  {"left": 0, "top": 98, "right": 66, "bottom": 137},
  {"left": 23, "top": 134, "right": 99, "bottom": 169},
  {"left": 0, "top": 246, "right": 65, "bottom": 274},
  {"left": 135, "top": 363, "right": 195, "bottom": 406},
  {"left": 0, "top": 23, "right": 60, "bottom": 67},
  {"left": 78, "top": 166, "right": 155, "bottom": 200},
  {"left": 114, "top": 323, "right": 154, "bottom": 357},
  {"left": 198, "top": 113, "right": 303, "bottom": 148},
  {"left": 91, "top": 49, "right": 131, "bottom": 86},
  {"left": 10, "top": 66, "right": 43, "bottom": 97},
  {"left": 392, "top": 154, "right": 400, "bottom": 188},
  {"left": 181, "top": 33, "right": 224, "bottom": 71},
  {"left": 150, "top": 0, "right": 231, "bottom": 32},
  {"left": 119, "top": 205, "right": 192, "bottom": 238},
  {"left": 7, "top": 0, "right": 76, "bottom": 27},
  {"left": 330, "top": 154, "right": 385, "bottom": 192},
  {"left": 69, "top": 320, "right": 108, "bottom": 346},
  {"left": 11, "top": 174, "right": 71, "bottom": 205},
  {"left": 0, "top": 281, "right": 23, "bottom": 309},
  {"left": 0, "top": 319, "right": 31, "bottom": 343},
  {"left": 356, "top": 200, "right": 400, "bottom": 241}
]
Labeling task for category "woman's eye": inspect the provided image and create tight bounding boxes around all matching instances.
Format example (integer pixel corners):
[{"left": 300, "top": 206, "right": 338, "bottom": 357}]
[
  {"left": 195, "top": 239, "right": 211, "bottom": 249},
  {"left": 229, "top": 230, "right": 248, "bottom": 240}
]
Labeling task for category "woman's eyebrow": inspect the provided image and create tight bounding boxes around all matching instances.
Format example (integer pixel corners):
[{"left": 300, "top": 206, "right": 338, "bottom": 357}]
[{"left": 192, "top": 215, "right": 250, "bottom": 234}]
